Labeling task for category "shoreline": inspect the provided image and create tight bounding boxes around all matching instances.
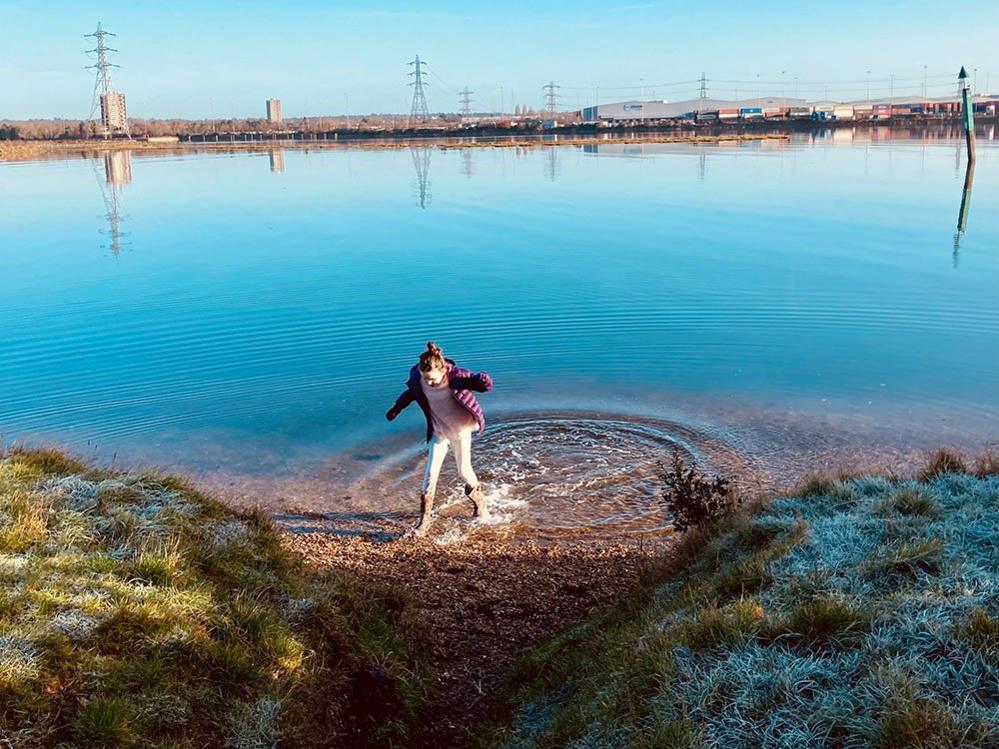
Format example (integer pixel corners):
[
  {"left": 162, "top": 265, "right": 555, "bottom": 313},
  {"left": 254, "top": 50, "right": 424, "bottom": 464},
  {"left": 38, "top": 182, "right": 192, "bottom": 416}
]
[
  {"left": 0, "top": 131, "right": 790, "bottom": 162},
  {"left": 3, "top": 113, "right": 993, "bottom": 163},
  {"left": 4, "top": 442, "right": 997, "bottom": 744}
]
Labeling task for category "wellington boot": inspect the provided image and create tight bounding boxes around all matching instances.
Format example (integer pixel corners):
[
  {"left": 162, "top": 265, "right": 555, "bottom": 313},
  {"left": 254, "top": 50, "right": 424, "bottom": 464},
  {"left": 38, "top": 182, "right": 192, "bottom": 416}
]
[
  {"left": 407, "top": 492, "right": 434, "bottom": 538},
  {"left": 464, "top": 483, "right": 489, "bottom": 522}
]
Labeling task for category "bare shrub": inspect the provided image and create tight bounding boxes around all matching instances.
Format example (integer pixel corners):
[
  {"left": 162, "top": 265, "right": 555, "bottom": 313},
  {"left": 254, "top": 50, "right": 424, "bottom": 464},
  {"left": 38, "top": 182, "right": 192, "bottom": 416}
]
[{"left": 659, "top": 449, "right": 739, "bottom": 533}]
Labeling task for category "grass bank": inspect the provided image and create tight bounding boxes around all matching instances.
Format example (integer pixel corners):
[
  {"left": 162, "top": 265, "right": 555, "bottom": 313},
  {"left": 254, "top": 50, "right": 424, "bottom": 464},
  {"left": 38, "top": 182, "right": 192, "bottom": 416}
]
[
  {"left": 488, "top": 450, "right": 999, "bottom": 748},
  {"left": 0, "top": 447, "right": 430, "bottom": 748}
]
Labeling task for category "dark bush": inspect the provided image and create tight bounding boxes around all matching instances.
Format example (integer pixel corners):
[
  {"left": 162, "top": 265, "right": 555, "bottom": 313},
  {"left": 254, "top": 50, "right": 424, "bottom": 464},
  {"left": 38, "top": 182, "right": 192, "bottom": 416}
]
[{"left": 659, "top": 448, "right": 739, "bottom": 532}]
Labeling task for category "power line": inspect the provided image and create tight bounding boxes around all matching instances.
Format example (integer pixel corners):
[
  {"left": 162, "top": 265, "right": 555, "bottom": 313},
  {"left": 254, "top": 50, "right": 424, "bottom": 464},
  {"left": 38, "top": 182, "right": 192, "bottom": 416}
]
[{"left": 408, "top": 54, "right": 429, "bottom": 120}]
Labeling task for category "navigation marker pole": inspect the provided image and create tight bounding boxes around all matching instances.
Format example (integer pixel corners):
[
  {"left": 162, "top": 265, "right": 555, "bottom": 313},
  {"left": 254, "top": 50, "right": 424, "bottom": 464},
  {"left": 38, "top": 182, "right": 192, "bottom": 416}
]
[
  {"left": 959, "top": 67, "right": 976, "bottom": 164},
  {"left": 954, "top": 67, "right": 976, "bottom": 264}
]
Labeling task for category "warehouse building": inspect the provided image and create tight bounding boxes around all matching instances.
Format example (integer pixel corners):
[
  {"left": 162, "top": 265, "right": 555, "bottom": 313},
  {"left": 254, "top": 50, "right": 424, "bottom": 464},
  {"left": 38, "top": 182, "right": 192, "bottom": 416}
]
[
  {"left": 583, "top": 94, "right": 998, "bottom": 123},
  {"left": 582, "top": 97, "right": 809, "bottom": 121}
]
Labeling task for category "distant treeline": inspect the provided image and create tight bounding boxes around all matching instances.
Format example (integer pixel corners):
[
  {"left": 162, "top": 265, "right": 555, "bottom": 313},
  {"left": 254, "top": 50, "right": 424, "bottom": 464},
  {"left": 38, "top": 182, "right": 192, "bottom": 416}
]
[{"left": 0, "top": 114, "right": 483, "bottom": 140}]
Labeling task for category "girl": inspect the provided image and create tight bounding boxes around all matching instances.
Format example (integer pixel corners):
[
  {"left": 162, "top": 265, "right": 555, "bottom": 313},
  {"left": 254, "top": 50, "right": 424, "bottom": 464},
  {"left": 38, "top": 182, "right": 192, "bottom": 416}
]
[{"left": 385, "top": 341, "right": 494, "bottom": 536}]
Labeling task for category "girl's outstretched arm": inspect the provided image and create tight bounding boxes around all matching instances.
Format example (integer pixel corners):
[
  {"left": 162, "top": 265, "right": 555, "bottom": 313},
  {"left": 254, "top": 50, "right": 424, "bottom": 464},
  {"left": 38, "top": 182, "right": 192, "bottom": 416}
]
[
  {"left": 450, "top": 371, "right": 493, "bottom": 393},
  {"left": 386, "top": 388, "right": 415, "bottom": 421}
]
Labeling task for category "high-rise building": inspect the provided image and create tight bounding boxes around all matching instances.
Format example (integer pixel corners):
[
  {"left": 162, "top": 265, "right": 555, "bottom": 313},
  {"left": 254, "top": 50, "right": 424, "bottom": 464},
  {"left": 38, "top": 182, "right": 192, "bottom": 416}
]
[
  {"left": 266, "top": 98, "right": 282, "bottom": 124},
  {"left": 100, "top": 92, "right": 128, "bottom": 132}
]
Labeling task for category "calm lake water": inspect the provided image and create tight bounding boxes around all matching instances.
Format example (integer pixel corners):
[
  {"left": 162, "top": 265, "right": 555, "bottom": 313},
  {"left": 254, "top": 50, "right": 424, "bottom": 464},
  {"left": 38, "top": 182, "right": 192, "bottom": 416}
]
[{"left": 2, "top": 129, "right": 997, "bottom": 539}]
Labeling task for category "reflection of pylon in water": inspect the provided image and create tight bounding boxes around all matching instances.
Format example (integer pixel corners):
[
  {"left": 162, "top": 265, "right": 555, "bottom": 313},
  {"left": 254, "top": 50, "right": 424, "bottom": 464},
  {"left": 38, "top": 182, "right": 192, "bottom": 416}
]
[
  {"left": 698, "top": 153, "right": 706, "bottom": 182},
  {"left": 545, "top": 147, "right": 557, "bottom": 181},
  {"left": 411, "top": 146, "right": 432, "bottom": 208},
  {"left": 94, "top": 152, "right": 131, "bottom": 255},
  {"left": 461, "top": 149, "right": 473, "bottom": 179}
]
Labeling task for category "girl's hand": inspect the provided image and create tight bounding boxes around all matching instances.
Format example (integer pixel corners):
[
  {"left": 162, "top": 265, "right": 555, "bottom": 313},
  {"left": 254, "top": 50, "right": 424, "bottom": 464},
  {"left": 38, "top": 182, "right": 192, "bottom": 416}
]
[{"left": 386, "top": 406, "right": 400, "bottom": 421}]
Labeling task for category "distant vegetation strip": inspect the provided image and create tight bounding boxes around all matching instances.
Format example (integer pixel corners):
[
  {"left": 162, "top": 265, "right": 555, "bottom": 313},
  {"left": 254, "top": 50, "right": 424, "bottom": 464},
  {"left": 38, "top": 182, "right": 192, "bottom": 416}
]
[
  {"left": 487, "top": 449, "right": 999, "bottom": 748},
  {"left": 0, "top": 447, "right": 431, "bottom": 748},
  {"left": 0, "top": 133, "right": 788, "bottom": 162}
]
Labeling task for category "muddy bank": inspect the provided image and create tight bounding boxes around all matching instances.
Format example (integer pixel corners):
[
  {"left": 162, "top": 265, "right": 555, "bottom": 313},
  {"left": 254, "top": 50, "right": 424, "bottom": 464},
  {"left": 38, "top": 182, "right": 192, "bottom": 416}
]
[{"left": 282, "top": 530, "right": 665, "bottom": 744}]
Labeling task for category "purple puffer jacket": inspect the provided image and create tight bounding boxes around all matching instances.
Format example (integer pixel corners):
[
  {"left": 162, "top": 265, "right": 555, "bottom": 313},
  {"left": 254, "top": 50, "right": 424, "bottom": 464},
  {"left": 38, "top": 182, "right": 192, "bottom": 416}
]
[{"left": 391, "top": 358, "right": 493, "bottom": 443}]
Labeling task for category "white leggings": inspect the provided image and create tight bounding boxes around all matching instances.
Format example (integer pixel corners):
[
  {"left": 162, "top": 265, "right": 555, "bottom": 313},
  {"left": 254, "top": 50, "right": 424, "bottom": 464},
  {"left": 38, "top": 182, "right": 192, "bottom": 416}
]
[{"left": 422, "top": 429, "right": 478, "bottom": 496}]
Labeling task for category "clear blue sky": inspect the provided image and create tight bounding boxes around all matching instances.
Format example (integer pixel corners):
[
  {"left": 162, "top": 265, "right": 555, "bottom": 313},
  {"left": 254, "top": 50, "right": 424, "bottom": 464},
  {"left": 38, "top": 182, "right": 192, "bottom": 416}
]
[{"left": 4, "top": 1, "right": 997, "bottom": 119}]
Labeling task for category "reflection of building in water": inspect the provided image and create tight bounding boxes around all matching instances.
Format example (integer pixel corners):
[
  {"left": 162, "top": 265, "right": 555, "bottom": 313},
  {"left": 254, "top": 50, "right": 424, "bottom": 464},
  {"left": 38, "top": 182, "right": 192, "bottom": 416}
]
[
  {"left": 95, "top": 151, "right": 131, "bottom": 255},
  {"left": 410, "top": 146, "right": 432, "bottom": 209},
  {"left": 269, "top": 149, "right": 285, "bottom": 173},
  {"left": 104, "top": 151, "right": 132, "bottom": 186}
]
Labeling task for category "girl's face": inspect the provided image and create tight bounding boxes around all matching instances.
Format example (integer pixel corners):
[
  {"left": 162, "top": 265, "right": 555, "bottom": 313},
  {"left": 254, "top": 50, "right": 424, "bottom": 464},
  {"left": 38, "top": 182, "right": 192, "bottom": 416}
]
[{"left": 421, "top": 364, "right": 446, "bottom": 387}]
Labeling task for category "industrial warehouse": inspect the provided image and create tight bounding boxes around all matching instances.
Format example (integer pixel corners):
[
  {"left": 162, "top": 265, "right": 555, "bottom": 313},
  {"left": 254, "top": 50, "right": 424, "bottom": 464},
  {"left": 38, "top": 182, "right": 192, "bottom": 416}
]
[{"left": 582, "top": 94, "right": 999, "bottom": 123}]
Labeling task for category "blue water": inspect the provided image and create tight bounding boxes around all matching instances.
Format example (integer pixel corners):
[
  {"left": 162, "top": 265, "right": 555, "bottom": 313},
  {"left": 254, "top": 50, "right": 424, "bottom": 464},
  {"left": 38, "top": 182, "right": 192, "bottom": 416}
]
[{"left": 1, "top": 132, "right": 997, "bottom": 519}]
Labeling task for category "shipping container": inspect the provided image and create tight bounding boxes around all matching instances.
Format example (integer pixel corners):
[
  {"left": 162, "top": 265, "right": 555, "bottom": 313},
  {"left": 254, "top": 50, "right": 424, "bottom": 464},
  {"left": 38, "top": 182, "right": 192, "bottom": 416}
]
[
  {"left": 833, "top": 106, "right": 855, "bottom": 120},
  {"left": 739, "top": 107, "right": 763, "bottom": 119}
]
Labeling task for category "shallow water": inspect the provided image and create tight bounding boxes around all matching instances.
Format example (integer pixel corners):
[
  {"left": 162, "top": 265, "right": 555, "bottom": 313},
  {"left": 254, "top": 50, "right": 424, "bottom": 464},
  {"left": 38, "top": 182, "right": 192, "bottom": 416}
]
[{"left": 2, "top": 128, "right": 997, "bottom": 540}]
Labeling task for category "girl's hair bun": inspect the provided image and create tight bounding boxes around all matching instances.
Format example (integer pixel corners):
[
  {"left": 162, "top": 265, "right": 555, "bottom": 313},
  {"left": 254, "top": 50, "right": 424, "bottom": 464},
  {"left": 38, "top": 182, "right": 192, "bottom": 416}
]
[{"left": 419, "top": 341, "right": 445, "bottom": 371}]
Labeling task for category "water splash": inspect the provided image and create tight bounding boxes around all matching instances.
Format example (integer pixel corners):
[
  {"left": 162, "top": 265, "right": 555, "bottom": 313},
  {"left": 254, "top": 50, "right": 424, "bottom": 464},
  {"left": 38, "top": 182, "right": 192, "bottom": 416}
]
[{"left": 346, "top": 412, "right": 758, "bottom": 541}]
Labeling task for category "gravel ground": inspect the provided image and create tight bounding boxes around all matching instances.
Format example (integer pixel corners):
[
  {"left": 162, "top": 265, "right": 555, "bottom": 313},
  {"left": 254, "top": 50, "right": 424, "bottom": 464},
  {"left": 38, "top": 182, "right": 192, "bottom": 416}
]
[{"left": 282, "top": 523, "right": 668, "bottom": 744}]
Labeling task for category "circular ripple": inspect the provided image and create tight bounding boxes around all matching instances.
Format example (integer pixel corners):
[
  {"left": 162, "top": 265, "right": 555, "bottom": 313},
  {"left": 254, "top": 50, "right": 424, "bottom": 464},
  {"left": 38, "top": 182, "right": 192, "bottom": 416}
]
[{"left": 348, "top": 411, "right": 759, "bottom": 541}]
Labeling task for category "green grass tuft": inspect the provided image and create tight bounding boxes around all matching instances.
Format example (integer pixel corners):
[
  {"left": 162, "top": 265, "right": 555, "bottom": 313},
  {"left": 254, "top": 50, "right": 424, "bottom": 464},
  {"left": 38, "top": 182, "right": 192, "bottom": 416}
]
[
  {"left": 73, "top": 698, "right": 135, "bottom": 748},
  {"left": 974, "top": 448, "right": 999, "bottom": 477},
  {"left": 876, "top": 695, "right": 957, "bottom": 749},
  {"left": 796, "top": 474, "right": 837, "bottom": 497},
  {"left": 678, "top": 599, "right": 768, "bottom": 650},
  {"left": 633, "top": 719, "right": 702, "bottom": 749},
  {"left": 776, "top": 596, "right": 869, "bottom": 645},
  {"left": 918, "top": 447, "right": 968, "bottom": 481},
  {"left": 872, "top": 537, "right": 944, "bottom": 580},
  {"left": 956, "top": 608, "right": 999, "bottom": 655},
  {"left": 874, "top": 487, "right": 941, "bottom": 519}
]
